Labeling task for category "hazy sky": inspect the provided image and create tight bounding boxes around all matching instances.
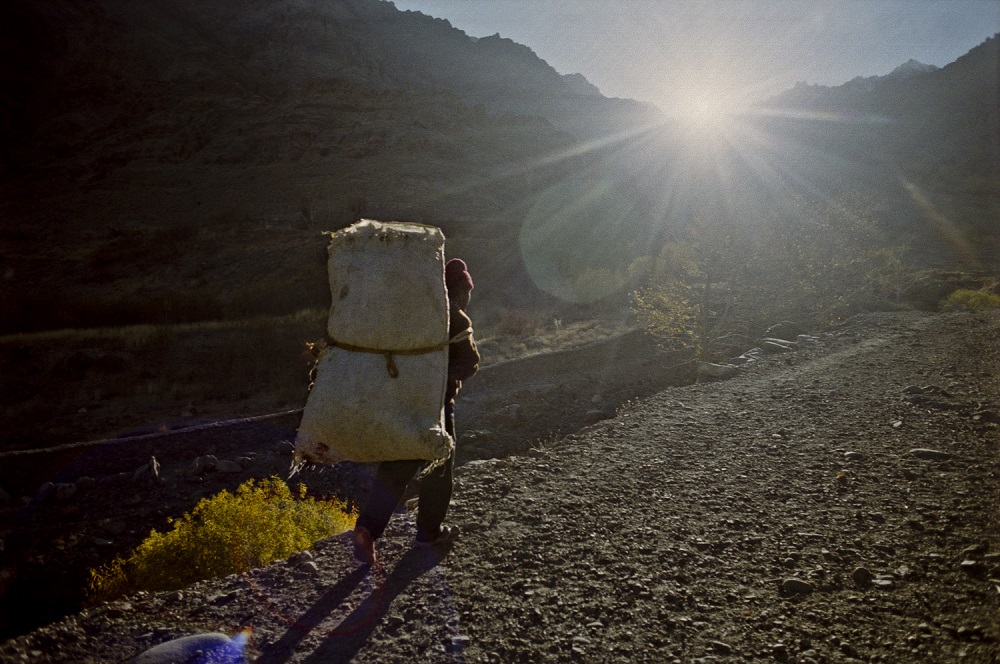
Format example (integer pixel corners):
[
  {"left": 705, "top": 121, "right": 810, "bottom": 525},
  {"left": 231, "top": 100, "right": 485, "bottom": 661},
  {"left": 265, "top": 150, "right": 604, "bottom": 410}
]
[{"left": 392, "top": 0, "right": 1000, "bottom": 116}]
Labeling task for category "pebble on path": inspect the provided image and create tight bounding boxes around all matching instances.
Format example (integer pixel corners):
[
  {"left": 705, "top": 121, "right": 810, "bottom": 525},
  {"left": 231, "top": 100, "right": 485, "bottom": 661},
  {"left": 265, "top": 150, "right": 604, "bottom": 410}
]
[
  {"left": 852, "top": 567, "right": 874, "bottom": 588},
  {"left": 908, "top": 448, "right": 952, "bottom": 461},
  {"left": 781, "top": 578, "right": 814, "bottom": 595}
]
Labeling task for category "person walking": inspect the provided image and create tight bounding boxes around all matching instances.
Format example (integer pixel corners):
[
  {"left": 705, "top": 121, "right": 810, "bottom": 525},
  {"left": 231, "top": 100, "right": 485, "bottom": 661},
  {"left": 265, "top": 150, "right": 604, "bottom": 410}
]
[{"left": 351, "top": 258, "right": 480, "bottom": 565}]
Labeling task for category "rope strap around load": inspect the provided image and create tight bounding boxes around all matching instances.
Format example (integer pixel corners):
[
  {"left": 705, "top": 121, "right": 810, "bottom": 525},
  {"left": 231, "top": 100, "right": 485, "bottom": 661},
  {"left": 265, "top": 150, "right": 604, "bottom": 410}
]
[{"left": 328, "top": 327, "right": 473, "bottom": 379}]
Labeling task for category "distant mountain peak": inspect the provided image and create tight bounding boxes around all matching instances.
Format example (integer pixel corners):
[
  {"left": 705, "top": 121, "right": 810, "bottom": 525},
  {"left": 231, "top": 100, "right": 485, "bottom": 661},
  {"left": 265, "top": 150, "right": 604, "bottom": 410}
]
[{"left": 886, "top": 59, "right": 939, "bottom": 79}]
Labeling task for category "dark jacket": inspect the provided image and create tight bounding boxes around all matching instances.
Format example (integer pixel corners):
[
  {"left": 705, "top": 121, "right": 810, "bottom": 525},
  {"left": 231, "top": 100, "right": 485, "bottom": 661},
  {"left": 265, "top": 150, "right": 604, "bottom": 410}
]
[{"left": 447, "top": 303, "right": 479, "bottom": 404}]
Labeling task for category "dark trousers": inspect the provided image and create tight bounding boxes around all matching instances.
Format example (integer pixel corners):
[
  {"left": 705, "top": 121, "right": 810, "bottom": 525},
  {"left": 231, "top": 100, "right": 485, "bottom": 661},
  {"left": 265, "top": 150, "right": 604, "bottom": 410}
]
[{"left": 355, "top": 402, "right": 455, "bottom": 541}]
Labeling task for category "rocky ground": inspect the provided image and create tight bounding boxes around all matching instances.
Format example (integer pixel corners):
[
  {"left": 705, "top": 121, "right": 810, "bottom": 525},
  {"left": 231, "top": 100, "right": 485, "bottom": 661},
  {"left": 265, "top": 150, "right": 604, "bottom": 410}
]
[{"left": 1, "top": 309, "right": 999, "bottom": 662}]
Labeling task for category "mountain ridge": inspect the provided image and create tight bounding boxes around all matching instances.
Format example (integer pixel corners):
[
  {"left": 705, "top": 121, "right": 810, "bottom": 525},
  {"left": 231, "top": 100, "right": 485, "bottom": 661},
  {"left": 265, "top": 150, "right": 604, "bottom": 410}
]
[
  {"left": 0, "top": 0, "right": 655, "bottom": 178},
  {"left": 0, "top": 3, "right": 996, "bottom": 341}
]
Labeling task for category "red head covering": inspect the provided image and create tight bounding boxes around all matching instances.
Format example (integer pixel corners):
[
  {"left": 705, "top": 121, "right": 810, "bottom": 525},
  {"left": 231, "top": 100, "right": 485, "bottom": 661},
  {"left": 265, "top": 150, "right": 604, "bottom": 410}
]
[{"left": 445, "top": 258, "right": 474, "bottom": 291}]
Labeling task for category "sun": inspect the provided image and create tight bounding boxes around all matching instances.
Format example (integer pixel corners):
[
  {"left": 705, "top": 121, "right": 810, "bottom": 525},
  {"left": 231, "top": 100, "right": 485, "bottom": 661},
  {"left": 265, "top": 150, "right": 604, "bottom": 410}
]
[{"left": 661, "top": 89, "right": 741, "bottom": 137}]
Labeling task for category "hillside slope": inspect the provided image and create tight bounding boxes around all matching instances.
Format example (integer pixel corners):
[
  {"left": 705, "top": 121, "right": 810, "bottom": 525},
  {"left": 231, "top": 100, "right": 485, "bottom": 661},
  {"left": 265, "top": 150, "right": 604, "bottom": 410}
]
[
  {"left": 2, "top": 4, "right": 996, "bottom": 339},
  {"left": 755, "top": 35, "right": 1000, "bottom": 263},
  {"left": 2, "top": 0, "right": 650, "bottom": 335}
]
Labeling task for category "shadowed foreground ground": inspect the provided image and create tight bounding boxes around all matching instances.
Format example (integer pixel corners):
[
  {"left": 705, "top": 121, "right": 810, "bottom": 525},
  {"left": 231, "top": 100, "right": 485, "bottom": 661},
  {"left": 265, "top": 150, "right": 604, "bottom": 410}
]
[{"left": 1, "top": 310, "right": 998, "bottom": 662}]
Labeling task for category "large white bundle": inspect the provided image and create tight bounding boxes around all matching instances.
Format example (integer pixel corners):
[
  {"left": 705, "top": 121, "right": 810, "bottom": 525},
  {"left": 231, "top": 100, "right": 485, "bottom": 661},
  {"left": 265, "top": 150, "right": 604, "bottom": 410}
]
[
  {"left": 294, "top": 345, "right": 451, "bottom": 465},
  {"left": 326, "top": 220, "right": 449, "bottom": 351},
  {"left": 293, "top": 219, "right": 452, "bottom": 467}
]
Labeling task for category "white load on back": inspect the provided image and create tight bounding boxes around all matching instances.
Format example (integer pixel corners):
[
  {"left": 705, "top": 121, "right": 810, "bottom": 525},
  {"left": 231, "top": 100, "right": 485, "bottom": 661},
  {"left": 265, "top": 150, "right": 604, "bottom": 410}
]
[{"left": 293, "top": 220, "right": 452, "bottom": 467}]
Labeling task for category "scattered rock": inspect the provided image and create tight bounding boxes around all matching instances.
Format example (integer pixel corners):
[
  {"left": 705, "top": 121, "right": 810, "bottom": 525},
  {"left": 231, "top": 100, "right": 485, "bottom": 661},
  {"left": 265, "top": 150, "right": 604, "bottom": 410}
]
[
  {"left": 765, "top": 321, "right": 805, "bottom": 341},
  {"left": 447, "top": 635, "right": 472, "bottom": 652},
  {"left": 289, "top": 551, "right": 314, "bottom": 565},
  {"left": 960, "top": 560, "right": 985, "bottom": 577},
  {"left": 908, "top": 448, "right": 952, "bottom": 461},
  {"left": 296, "top": 561, "right": 319, "bottom": 575},
  {"left": 872, "top": 577, "right": 895, "bottom": 589},
  {"left": 34, "top": 482, "right": 55, "bottom": 502},
  {"left": 132, "top": 457, "right": 161, "bottom": 483},
  {"left": 972, "top": 410, "right": 1000, "bottom": 424},
  {"left": 781, "top": 578, "right": 813, "bottom": 595},
  {"left": 209, "top": 592, "right": 240, "bottom": 606},
  {"left": 54, "top": 483, "right": 77, "bottom": 501},
  {"left": 182, "top": 458, "right": 204, "bottom": 477},
  {"left": 216, "top": 460, "right": 243, "bottom": 473},
  {"left": 761, "top": 340, "right": 794, "bottom": 353},
  {"left": 851, "top": 567, "right": 875, "bottom": 588}
]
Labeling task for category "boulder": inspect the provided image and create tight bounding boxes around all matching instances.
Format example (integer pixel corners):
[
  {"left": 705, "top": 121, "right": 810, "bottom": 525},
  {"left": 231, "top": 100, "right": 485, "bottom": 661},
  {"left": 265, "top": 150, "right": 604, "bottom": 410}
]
[
  {"left": 761, "top": 340, "right": 794, "bottom": 354},
  {"left": 54, "top": 483, "right": 77, "bottom": 501},
  {"left": 216, "top": 459, "right": 243, "bottom": 473},
  {"left": 781, "top": 578, "right": 814, "bottom": 595},
  {"left": 901, "top": 270, "right": 983, "bottom": 310},
  {"left": 764, "top": 321, "right": 806, "bottom": 342},
  {"left": 908, "top": 448, "right": 951, "bottom": 461}
]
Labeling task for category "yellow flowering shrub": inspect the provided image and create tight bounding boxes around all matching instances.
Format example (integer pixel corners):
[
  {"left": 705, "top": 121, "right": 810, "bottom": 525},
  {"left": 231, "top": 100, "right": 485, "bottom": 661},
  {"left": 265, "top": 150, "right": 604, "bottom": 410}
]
[{"left": 87, "top": 477, "right": 355, "bottom": 603}]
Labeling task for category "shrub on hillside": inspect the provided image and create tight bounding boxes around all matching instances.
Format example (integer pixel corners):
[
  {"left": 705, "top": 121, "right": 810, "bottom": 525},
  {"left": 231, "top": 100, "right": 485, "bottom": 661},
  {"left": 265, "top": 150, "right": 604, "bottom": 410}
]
[
  {"left": 631, "top": 282, "right": 698, "bottom": 353},
  {"left": 942, "top": 288, "right": 1000, "bottom": 310},
  {"left": 86, "top": 477, "right": 355, "bottom": 604}
]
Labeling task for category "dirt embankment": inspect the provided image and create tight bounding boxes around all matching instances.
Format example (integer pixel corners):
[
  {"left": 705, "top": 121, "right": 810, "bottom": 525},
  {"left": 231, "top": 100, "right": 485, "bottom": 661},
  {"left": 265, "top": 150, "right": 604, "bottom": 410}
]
[{"left": 1, "top": 310, "right": 999, "bottom": 663}]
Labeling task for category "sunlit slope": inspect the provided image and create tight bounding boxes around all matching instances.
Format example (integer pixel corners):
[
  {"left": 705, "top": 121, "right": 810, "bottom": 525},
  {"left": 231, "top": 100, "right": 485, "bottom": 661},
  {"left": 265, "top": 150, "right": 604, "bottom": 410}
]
[{"left": 750, "top": 35, "right": 999, "bottom": 265}]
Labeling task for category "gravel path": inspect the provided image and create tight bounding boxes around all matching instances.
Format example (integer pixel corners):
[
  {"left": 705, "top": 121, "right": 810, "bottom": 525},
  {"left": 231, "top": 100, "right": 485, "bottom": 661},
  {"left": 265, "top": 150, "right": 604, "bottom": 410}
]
[{"left": 2, "top": 310, "right": 998, "bottom": 663}]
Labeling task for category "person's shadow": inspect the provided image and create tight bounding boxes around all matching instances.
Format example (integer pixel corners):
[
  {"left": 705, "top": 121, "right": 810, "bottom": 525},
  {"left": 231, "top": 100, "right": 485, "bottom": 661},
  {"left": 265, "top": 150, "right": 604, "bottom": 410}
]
[{"left": 256, "top": 542, "right": 454, "bottom": 664}]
